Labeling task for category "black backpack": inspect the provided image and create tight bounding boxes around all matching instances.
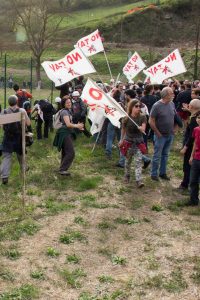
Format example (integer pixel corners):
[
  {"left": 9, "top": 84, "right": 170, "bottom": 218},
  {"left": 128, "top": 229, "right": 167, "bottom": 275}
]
[
  {"left": 16, "top": 91, "right": 28, "bottom": 108},
  {"left": 39, "top": 100, "right": 54, "bottom": 115},
  {"left": 3, "top": 108, "right": 22, "bottom": 136}
]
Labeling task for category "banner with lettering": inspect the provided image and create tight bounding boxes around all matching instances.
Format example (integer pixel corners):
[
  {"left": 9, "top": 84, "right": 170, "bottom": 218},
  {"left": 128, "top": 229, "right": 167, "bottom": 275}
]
[
  {"left": 123, "top": 51, "right": 146, "bottom": 80},
  {"left": 41, "top": 48, "right": 96, "bottom": 87},
  {"left": 143, "top": 49, "right": 187, "bottom": 84},
  {"left": 81, "top": 78, "right": 127, "bottom": 128},
  {"left": 74, "top": 29, "right": 104, "bottom": 57}
]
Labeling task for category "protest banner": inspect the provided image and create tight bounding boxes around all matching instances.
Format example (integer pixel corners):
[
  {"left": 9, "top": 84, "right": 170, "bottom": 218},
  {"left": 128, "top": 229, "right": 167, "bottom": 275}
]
[
  {"left": 88, "top": 107, "right": 106, "bottom": 135},
  {"left": 81, "top": 78, "right": 127, "bottom": 128},
  {"left": 74, "top": 29, "right": 104, "bottom": 57},
  {"left": 143, "top": 49, "right": 187, "bottom": 84},
  {"left": 41, "top": 48, "right": 96, "bottom": 87},
  {"left": 123, "top": 51, "right": 146, "bottom": 81}
]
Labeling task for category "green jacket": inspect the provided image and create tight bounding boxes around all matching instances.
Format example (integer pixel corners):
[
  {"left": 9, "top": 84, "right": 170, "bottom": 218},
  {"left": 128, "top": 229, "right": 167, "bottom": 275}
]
[{"left": 53, "top": 127, "right": 71, "bottom": 151}]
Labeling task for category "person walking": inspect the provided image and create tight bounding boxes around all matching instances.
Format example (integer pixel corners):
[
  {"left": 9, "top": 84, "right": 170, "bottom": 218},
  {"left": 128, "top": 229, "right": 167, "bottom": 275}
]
[
  {"left": 0, "top": 95, "right": 31, "bottom": 184},
  {"left": 149, "top": 87, "right": 175, "bottom": 181},
  {"left": 119, "top": 99, "right": 147, "bottom": 188},
  {"left": 53, "top": 97, "right": 84, "bottom": 176}
]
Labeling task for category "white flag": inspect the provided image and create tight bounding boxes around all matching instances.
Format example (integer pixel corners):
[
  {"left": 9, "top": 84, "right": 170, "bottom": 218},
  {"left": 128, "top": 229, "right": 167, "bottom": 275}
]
[
  {"left": 143, "top": 49, "right": 187, "bottom": 84},
  {"left": 81, "top": 78, "right": 127, "bottom": 128},
  {"left": 41, "top": 48, "right": 96, "bottom": 87},
  {"left": 123, "top": 51, "right": 146, "bottom": 80},
  {"left": 88, "top": 107, "right": 106, "bottom": 135},
  {"left": 74, "top": 29, "right": 104, "bottom": 57}
]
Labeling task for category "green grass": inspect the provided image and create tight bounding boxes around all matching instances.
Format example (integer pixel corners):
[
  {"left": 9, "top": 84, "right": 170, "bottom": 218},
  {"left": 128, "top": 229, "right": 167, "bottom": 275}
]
[
  {"left": 0, "top": 284, "right": 39, "bottom": 300},
  {"left": 66, "top": 254, "right": 81, "bottom": 264},
  {"left": 46, "top": 247, "right": 60, "bottom": 257},
  {"left": 59, "top": 229, "right": 87, "bottom": 244},
  {"left": 59, "top": 268, "right": 87, "bottom": 288}
]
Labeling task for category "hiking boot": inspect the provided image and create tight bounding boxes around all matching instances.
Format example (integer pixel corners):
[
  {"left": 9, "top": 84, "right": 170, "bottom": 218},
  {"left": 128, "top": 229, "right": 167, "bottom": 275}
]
[
  {"left": 2, "top": 178, "right": 8, "bottom": 185},
  {"left": 136, "top": 181, "right": 144, "bottom": 188}
]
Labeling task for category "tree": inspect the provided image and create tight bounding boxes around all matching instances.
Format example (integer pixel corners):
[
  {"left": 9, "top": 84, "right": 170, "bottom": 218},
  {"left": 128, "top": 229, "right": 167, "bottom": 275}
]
[{"left": 8, "top": 0, "right": 64, "bottom": 84}]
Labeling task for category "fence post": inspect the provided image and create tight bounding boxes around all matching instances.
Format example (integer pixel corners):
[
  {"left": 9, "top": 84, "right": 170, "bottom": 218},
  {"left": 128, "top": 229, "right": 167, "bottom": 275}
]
[
  {"left": 4, "top": 53, "right": 7, "bottom": 109},
  {"left": 30, "top": 57, "right": 33, "bottom": 93}
]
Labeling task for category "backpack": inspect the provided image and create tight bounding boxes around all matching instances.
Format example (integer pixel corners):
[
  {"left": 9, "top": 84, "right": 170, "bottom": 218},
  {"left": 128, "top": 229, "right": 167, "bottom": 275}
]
[
  {"left": 53, "top": 109, "right": 64, "bottom": 129},
  {"left": 39, "top": 100, "right": 54, "bottom": 115},
  {"left": 3, "top": 108, "right": 22, "bottom": 136},
  {"left": 16, "top": 91, "right": 28, "bottom": 108}
]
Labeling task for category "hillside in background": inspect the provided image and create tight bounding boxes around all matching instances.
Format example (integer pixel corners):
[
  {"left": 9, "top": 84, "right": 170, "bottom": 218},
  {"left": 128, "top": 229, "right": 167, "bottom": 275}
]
[{"left": 0, "top": 0, "right": 199, "bottom": 83}]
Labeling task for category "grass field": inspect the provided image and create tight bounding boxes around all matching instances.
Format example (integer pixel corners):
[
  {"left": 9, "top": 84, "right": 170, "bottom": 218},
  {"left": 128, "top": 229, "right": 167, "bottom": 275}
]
[{"left": 1, "top": 115, "right": 200, "bottom": 299}]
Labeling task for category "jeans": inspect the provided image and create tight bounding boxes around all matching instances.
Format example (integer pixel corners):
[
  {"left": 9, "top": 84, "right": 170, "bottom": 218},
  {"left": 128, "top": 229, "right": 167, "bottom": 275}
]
[
  {"left": 151, "top": 134, "right": 174, "bottom": 177},
  {"left": 105, "top": 122, "right": 120, "bottom": 156},
  {"left": 190, "top": 159, "right": 200, "bottom": 204}
]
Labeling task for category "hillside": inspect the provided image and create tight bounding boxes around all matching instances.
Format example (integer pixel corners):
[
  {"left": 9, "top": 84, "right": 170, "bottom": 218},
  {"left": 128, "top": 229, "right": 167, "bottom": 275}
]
[{"left": 0, "top": 0, "right": 199, "bottom": 84}]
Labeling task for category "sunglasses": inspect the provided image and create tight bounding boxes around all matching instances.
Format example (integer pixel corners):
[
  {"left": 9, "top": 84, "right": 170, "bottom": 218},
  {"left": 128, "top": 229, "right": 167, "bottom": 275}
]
[{"left": 134, "top": 104, "right": 141, "bottom": 108}]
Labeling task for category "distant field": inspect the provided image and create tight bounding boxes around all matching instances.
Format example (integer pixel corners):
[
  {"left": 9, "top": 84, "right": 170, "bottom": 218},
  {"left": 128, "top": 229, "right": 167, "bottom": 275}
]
[{"left": 59, "top": 0, "right": 157, "bottom": 31}]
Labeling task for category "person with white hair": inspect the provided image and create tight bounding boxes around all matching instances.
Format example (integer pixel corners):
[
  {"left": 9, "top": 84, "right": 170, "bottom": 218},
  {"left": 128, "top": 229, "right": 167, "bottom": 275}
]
[
  {"left": 149, "top": 87, "right": 175, "bottom": 181},
  {"left": 0, "top": 95, "right": 31, "bottom": 184},
  {"left": 178, "top": 98, "right": 200, "bottom": 191}
]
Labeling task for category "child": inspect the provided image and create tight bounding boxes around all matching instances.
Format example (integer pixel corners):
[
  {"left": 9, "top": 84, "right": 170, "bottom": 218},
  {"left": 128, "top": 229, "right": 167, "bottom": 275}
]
[{"left": 188, "top": 112, "right": 200, "bottom": 206}]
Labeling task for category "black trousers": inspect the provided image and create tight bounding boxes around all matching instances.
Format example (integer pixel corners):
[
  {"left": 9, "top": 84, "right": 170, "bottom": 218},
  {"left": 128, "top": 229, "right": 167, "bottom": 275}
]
[
  {"left": 37, "top": 116, "right": 51, "bottom": 139},
  {"left": 181, "top": 146, "right": 192, "bottom": 188},
  {"left": 60, "top": 135, "right": 75, "bottom": 171},
  {"left": 190, "top": 159, "right": 200, "bottom": 204}
]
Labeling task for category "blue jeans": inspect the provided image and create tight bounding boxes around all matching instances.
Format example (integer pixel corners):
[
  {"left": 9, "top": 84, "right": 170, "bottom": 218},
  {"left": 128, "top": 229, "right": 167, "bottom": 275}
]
[
  {"left": 105, "top": 122, "right": 120, "bottom": 156},
  {"left": 190, "top": 159, "right": 200, "bottom": 204},
  {"left": 151, "top": 134, "right": 174, "bottom": 177}
]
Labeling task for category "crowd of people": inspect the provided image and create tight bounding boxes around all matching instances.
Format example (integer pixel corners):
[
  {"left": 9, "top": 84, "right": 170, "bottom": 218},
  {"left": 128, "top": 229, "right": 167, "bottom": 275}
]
[{"left": 1, "top": 76, "right": 200, "bottom": 206}]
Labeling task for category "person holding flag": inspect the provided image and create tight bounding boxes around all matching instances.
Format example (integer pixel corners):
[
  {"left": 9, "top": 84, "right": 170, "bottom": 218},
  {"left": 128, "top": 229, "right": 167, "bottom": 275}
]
[{"left": 119, "top": 99, "right": 147, "bottom": 188}]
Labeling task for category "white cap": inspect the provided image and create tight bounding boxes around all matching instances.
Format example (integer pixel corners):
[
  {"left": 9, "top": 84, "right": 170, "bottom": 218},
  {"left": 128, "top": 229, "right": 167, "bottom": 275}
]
[
  {"left": 55, "top": 97, "right": 61, "bottom": 103},
  {"left": 72, "top": 91, "right": 80, "bottom": 97}
]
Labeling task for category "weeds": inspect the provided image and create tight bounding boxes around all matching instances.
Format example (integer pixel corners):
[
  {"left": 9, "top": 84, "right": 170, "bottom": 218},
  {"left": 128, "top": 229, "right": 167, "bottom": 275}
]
[
  {"left": 66, "top": 254, "right": 81, "bottom": 264},
  {"left": 46, "top": 247, "right": 60, "bottom": 257},
  {"left": 59, "top": 268, "right": 87, "bottom": 288},
  {"left": 59, "top": 230, "right": 87, "bottom": 244}
]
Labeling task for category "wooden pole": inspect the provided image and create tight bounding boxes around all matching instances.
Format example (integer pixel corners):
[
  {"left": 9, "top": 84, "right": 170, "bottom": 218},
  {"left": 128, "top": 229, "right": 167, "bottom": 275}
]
[{"left": 21, "top": 112, "right": 26, "bottom": 212}]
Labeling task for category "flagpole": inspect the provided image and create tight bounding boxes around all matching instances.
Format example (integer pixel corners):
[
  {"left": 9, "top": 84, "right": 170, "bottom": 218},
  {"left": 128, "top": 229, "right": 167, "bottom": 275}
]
[
  {"left": 91, "top": 117, "right": 106, "bottom": 153},
  {"left": 103, "top": 50, "right": 113, "bottom": 80},
  {"left": 92, "top": 79, "right": 146, "bottom": 135},
  {"left": 115, "top": 73, "right": 121, "bottom": 86}
]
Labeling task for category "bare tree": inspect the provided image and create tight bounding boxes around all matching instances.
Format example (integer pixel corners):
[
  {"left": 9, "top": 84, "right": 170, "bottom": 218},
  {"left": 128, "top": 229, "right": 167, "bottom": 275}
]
[{"left": 8, "top": 0, "right": 64, "bottom": 84}]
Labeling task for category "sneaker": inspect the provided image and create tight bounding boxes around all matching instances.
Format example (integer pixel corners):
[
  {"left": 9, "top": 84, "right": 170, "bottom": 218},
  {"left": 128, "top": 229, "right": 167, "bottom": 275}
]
[
  {"left": 2, "top": 178, "right": 8, "bottom": 185},
  {"left": 136, "top": 181, "right": 144, "bottom": 188},
  {"left": 58, "top": 171, "right": 71, "bottom": 176},
  {"left": 115, "top": 163, "right": 124, "bottom": 168},
  {"left": 151, "top": 176, "right": 159, "bottom": 181},
  {"left": 159, "top": 174, "right": 170, "bottom": 180},
  {"left": 142, "top": 160, "right": 151, "bottom": 169}
]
